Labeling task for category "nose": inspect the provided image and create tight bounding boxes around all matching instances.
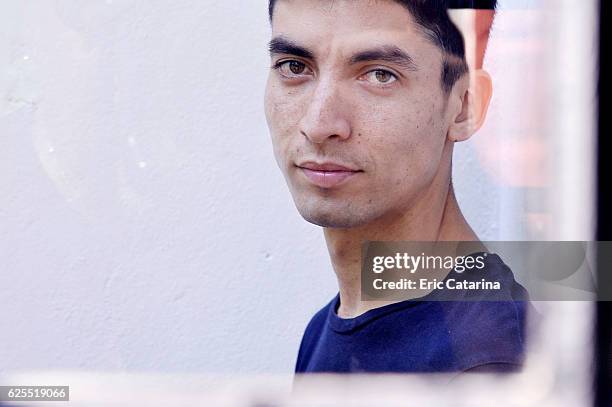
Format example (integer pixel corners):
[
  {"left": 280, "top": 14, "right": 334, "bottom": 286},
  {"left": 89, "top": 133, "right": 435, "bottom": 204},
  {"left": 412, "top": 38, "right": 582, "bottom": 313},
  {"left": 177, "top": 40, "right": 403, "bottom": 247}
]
[{"left": 299, "top": 79, "right": 352, "bottom": 144}]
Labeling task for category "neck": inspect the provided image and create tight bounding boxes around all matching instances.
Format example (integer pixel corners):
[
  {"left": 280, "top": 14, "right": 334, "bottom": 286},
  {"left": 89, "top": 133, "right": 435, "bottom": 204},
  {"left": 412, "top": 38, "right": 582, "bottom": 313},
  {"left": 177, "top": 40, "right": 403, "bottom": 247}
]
[{"left": 323, "top": 154, "right": 477, "bottom": 318}]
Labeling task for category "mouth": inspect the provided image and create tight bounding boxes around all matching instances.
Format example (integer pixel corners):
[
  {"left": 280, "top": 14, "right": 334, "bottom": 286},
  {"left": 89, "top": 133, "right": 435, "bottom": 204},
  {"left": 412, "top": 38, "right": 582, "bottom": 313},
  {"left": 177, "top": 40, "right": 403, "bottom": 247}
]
[{"left": 295, "top": 161, "right": 363, "bottom": 189}]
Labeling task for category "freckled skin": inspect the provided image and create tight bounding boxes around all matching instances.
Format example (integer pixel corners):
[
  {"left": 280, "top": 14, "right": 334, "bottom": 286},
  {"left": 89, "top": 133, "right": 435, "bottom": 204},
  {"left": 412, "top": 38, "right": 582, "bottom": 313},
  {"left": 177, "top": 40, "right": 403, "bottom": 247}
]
[{"left": 264, "top": 0, "right": 461, "bottom": 229}]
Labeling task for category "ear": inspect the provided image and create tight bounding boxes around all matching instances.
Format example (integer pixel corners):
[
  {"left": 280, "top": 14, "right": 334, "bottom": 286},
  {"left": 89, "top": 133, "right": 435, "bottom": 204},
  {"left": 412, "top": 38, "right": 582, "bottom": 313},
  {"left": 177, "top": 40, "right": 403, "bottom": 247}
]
[{"left": 447, "top": 69, "right": 493, "bottom": 142}]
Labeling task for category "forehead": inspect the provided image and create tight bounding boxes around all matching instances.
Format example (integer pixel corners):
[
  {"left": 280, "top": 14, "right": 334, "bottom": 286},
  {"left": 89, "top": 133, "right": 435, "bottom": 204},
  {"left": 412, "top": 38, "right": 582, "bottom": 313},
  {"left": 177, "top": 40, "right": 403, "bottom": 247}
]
[{"left": 271, "top": 0, "right": 438, "bottom": 61}]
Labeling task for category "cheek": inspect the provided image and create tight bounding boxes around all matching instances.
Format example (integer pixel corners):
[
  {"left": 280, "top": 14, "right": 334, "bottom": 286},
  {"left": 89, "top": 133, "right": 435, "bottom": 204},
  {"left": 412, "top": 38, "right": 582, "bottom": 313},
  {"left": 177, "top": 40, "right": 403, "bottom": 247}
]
[
  {"left": 265, "top": 79, "right": 305, "bottom": 127},
  {"left": 264, "top": 81, "right": 301, "bottom": 164},
  {"left": 264, "top": 80, "right": 291, "bottom": 161},
  {"left": 267, "top": 81, "right": 307, "bottom": 124},
  {"left": 359, "top": 95, "right": 447, "bottom": 189}
]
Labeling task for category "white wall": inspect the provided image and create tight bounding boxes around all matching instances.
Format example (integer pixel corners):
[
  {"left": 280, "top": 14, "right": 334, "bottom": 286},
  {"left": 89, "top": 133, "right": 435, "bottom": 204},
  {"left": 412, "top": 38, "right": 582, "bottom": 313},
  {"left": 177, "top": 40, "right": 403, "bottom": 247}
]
[{"left": 1, "top": 0, "right": 542, "bottom": 374}]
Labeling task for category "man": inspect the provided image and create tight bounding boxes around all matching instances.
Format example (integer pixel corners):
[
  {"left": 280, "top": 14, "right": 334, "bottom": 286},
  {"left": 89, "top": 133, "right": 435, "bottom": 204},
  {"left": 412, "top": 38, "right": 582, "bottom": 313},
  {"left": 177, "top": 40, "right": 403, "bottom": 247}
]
[{"left": 264, "top": 0, "right": 530, "bottom": 373}]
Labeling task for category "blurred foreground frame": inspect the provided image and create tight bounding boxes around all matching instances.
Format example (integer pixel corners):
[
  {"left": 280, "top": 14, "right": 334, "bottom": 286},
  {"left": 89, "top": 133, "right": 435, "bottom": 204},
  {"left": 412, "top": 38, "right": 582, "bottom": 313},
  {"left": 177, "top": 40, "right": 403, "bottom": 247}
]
[{"left": 597, "top": 0, "right": 612, "bottom": 405}]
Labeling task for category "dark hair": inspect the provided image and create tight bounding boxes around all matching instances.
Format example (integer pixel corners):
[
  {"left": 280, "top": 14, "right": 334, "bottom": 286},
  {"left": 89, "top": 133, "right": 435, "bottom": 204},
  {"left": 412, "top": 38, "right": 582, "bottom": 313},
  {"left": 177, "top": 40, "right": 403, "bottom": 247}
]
[{"left": 268, "top": 0, "right": 498, "bottom": 93}]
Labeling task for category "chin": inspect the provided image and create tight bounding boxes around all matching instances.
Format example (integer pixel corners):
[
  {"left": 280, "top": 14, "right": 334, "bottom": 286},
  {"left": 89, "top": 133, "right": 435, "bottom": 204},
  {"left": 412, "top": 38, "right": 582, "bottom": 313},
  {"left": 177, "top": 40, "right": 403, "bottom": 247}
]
[{"left": 295, "top": 201, "right": 370, "bottom": 229}]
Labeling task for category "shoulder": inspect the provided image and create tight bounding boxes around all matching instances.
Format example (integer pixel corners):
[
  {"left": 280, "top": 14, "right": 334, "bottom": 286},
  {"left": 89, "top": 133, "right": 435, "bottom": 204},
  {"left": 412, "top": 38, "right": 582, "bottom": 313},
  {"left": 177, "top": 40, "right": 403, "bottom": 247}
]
[
  {"left": 440, "top": 253, "right": 531, "bottom": 370},
  {"left": 441, "top": 299, "right": 527, "bottom": 368},
  {"left": 302, "top": 298, "right": 333, "bottom": 338},
  {"left": 294, "top": 295, "right": 336, "bottom": 372}
]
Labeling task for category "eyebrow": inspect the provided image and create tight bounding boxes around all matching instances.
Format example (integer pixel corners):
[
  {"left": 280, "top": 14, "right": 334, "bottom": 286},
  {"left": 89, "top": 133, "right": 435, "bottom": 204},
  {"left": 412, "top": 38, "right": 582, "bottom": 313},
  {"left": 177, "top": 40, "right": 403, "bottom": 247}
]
[
  {"left": 350, "top": 46, "right": 419, "bottom": 72},
  {"left": 268, "top": 36, "right": 314, "bottom": 60},
  {"left": 268, "top": 38, "right": 418, "bottom": 73}
]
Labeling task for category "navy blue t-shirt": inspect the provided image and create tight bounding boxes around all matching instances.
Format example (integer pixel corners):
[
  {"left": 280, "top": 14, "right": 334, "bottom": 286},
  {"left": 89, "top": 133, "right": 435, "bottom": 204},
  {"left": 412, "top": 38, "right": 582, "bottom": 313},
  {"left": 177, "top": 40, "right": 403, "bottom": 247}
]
[{"left": 295, "top": 253, "right": 531, "bottom": 373}]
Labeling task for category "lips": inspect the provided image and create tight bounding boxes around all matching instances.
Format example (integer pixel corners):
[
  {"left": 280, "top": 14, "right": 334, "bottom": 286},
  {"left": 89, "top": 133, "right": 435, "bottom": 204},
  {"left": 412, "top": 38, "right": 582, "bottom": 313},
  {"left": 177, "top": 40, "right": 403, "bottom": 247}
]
[{"left": 296, "top": 161, "right": 362, "bottom": 189}]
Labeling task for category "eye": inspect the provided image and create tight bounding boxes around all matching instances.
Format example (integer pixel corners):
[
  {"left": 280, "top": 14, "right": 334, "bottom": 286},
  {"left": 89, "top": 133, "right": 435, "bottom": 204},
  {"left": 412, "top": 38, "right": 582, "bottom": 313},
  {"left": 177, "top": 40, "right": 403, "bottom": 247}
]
[
  {"left": 359, "top": 69, "right": 398, "bottom": 85},
  {"left": 274, "top": 60, "right": 312, "bottom": 78}
]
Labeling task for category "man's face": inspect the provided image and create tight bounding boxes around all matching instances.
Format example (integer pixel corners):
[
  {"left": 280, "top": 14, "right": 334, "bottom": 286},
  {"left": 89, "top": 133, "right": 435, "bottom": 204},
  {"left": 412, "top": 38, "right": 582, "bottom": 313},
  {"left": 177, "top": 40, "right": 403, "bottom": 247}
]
[{"left": 265, "top": 0, "right": 456, "bottom": 228}]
